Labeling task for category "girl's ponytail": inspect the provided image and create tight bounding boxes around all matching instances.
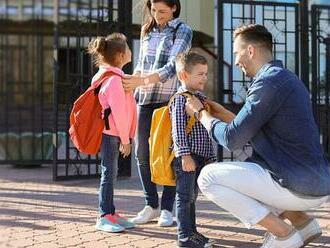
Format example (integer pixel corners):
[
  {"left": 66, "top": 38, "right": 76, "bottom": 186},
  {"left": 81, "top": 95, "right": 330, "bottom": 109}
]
[{"left": 87, "top": 33, "right": 127, "bottom": 67}]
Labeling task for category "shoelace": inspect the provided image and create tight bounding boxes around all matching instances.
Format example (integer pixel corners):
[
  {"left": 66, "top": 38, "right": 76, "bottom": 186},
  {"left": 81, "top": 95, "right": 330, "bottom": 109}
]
[
  {"left": 114, "top": 211, "right": 126, "bottom": 219},
  {"left": 104, "top": 214, "right": 118, "bottom": 224},
  {"left": 194, "top": 232, "right": 207, "bottom": 242},
  {"left": 190, "top": 234, "right": 205, "bottom": 245}
]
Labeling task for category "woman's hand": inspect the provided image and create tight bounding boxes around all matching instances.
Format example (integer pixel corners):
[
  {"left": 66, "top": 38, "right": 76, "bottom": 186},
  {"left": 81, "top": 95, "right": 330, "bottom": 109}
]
[
  {"left": 181, "top": 155, "right": 196, "bottom": 172},
  {"left": 122, "top": 75, "right": 144, "bottom": 92},
  {"left": 185, "top": 96, "right": 204, "bottom": 118},
  {"left": 119, "top": 143, "right": 131, "bottom": 158}
]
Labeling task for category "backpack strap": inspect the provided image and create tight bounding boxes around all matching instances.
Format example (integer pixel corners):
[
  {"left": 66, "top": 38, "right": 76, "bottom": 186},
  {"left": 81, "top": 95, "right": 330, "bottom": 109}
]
[
  {"left": 168, "top": 91, "right": 196, "bottom": 134},
  {"left": 93, "top": 71, "right": 122, "bottom": 95},
  {"left": 93, "top": 71, "right": 123, "bottom": 130}
]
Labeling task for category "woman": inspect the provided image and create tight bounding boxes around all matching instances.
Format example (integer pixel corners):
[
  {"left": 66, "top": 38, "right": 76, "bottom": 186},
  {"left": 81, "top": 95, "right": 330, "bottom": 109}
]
[{"left": 123, "top": 0, "right": 192, "bottom": 227}]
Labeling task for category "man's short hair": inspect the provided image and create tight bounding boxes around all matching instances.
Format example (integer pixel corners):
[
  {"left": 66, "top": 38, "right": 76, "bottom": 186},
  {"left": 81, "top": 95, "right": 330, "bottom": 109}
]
[
  {"left": 175, "top": 51, "right": 208, "bottom": 73},
  {"left": 234, "top": 24, "right": 273, "bottom": 52}
]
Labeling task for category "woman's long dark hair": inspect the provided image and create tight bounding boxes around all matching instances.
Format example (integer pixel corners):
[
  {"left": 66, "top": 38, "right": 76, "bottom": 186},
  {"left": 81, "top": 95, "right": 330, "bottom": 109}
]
[{"left": 142, "top": 0, "right": 181, "bottom": 37}]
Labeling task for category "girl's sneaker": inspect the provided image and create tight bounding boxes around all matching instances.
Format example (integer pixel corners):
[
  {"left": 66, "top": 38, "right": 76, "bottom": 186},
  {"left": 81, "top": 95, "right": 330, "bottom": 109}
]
[
  {"left": 95, "top": 215, "right": 125, "bottom": 233},
  {"left": 113, "top": 213, "right": 135, "bottom": 229}
]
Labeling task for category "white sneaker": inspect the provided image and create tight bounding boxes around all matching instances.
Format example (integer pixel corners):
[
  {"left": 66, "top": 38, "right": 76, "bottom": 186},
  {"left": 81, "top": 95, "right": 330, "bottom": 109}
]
[
  {"left": 130, "top": 206, "right": 160, "bottom": 224},
  {"left": 261, "top": 230, "right": 303, "bottom": 248},
  {"left": 297, "top": 218, "right": 322, "bottom": 246},
  {"left": 157, "top": 209, "right": 174, "bottom": 227}
]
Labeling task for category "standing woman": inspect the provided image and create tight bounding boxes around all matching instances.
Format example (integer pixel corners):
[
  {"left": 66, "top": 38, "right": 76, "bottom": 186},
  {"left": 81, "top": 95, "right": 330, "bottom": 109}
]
[{"left": 123, "top": 0, "right": 192, "bottom": 226}]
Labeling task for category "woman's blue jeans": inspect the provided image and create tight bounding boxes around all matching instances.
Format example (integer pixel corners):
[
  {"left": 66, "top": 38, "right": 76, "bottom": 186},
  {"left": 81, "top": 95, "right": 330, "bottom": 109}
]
[{"left": 135, "top": 103, "right": 176, "bottom": 211}]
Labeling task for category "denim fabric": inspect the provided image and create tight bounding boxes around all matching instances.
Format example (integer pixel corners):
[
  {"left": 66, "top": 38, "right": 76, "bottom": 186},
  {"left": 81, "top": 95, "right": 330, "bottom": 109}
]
[
  {"left": 99, "top": 134, "right": 120, "bottom": 216},
  {"left": 135, "top": 103, "right": 176, "bottom": 211},
  {"left": 174, "top": 154, "right": 205, "bottom": 239},
  {"left": 210, "top": 60, "right": 330, "bottom": 197}
]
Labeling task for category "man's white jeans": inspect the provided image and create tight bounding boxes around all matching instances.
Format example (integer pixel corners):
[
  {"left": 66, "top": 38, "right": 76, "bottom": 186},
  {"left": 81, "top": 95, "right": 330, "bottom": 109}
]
[{"left": 198, "top": 162, "right": 329, "bottom": 228}]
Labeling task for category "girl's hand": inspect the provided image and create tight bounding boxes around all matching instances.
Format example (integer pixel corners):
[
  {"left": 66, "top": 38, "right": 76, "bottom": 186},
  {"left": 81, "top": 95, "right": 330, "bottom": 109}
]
[
  {"left": 119, "top": 143, "right": 131, "bottom": 158},
  {"left": 122, "top": 74, "right": 144, "bottom": 92},
  {"left": 181, "top": 155, "right": 196, "bottom": 172}
]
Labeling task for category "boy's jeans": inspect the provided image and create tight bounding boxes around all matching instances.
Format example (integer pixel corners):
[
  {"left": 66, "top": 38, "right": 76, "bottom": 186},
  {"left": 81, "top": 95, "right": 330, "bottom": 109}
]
[
  {"left": 135, "top": 103, "right": 176, "bottom": 211},
  {"left": 99, "top": 134, "right": 120, "bottom": 216},
  {"left": 174, "top": 154, "right": 205, "bottom": 239}
]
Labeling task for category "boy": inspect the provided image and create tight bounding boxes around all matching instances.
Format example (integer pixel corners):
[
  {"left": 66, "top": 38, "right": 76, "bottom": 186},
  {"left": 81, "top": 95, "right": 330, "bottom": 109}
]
[{"left": 170, "top": 51, "right": 216, "bottom": 248}]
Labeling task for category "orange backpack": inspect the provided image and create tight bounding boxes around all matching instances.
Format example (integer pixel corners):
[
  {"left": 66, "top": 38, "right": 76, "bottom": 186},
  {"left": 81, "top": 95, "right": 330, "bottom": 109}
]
[{"left": 69, "top": 71, "right": 120, "bottom": 155}]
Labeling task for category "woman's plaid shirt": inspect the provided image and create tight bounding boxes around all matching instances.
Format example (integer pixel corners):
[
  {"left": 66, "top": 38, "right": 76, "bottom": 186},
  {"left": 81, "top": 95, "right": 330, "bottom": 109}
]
[
  {"left": 134, "top": 18, "right": 193, "bottom": 105},
  {"left": 169, "top": 86, "right": 216, "bottom": 161}
]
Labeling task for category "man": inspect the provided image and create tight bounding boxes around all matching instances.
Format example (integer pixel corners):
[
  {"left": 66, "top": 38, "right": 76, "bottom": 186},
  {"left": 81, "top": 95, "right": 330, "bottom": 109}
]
[{"left": 185, "top": 24, "right": 330, "bottom": 248}]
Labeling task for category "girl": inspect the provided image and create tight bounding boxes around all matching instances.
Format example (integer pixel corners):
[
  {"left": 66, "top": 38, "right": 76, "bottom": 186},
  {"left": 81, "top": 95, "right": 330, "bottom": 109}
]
[
  {"left": 87, "top": 33, "right": 136, "bottom": 233},
  {"left": 122, "top": 0, "right": 193, "bottom": 227}
]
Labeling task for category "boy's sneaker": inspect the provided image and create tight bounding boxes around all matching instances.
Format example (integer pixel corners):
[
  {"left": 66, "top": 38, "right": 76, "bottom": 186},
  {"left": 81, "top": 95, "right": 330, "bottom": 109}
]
[
  {"left": 113, "top": 213, "right": 135, "bottom": 229},
  {"left": 194, "top": 231, "right": 216, "bottom": 246},
  {"left": 130, "top": 206, "right": 160, "bottom": 224},
  {"left": 178, "top": 234, "right": 210, "bottom": 248},
  {"left": 95, "top": 215, "right": 125, "bottom": 233},
  {"left": 296, "top": 218, "right": 322, "bottom": 246},
  {"left": 158, "top": 209, "right": 174, "bottom": 227},
  {"left": 260, "top": 230, "right": 303, "bottom": 248}
]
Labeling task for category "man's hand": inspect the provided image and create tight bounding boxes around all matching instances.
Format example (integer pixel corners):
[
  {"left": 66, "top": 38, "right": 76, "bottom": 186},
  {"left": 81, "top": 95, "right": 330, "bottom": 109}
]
[
  {"left": 185, "top": 96, "right": 204, "bottom": 118},
  {"left": 181, "top": 155, "right": 196, "bottom": 172},
  {"left": 205, "top": 99, "right": 236, "bottom": 123},
  {"left": 119, "top": 143, "right": 131, "bottom": 158}
]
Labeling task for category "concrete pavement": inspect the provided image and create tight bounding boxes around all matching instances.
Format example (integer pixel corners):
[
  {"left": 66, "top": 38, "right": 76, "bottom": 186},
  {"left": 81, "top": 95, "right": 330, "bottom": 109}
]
[{"left": 0, "top": 164, "right": 329, "bottom": 248}]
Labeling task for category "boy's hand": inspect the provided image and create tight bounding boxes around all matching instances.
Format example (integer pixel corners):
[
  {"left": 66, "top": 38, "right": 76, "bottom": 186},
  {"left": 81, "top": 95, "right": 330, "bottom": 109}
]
[
  {"left": 181, "top": 155, "right": 196, "bottom": 172},
  {"left": 119, "top": 143, "right": 131, "bottom": 158},
  {"left": 185, "top": 96, "right": 204, "bottom": 118}
]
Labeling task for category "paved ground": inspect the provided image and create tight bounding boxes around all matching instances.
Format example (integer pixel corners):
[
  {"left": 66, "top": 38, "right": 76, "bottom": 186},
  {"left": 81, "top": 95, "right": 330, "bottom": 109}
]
[{"left": 0, "top": 164, "right": 329, "bottom": 248}]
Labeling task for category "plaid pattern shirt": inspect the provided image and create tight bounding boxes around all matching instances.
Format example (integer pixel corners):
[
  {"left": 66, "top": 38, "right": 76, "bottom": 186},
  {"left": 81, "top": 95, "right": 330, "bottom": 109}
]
[
  {"left": 134, "top": 18, "right": 193, "bottom": 105},
  {"left": 169, "top": 86, "right": 216, "bottom": 161}
]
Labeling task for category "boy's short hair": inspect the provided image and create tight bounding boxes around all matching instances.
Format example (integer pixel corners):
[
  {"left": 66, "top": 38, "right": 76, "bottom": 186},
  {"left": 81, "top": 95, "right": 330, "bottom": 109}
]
[
  {"left": 233, "top": 24, "right": 273, "bottom": 52},
  {"left": 175, "top": 51, "right": 208, "bottom": 73}
]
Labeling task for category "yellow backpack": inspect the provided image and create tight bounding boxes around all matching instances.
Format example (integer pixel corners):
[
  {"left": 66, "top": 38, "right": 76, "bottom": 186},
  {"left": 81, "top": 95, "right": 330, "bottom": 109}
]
[{"left": 149, "top": 92, "right": 196, "bottom": 186}]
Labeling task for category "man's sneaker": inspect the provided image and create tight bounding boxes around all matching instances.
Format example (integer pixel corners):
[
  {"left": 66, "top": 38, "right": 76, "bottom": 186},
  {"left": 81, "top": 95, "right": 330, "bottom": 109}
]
[
  {"left": 260, "top": 230, "right": 303, "bottom": 248},
  {"left": 130, "top": 206, "right": 160, "bottom": 224},
  {"left": 95, "top": 215, "right": 125, "bottom": 233},
  {"left": 297, "top": 218, "right": 322, "bottom": 246},
  {"left": 113, "top": 213, "right": 135, "bottom": 229},
  {"left": 178, "top": 234, "right": 210, "bottom": 248},
  {"left": 157, "top": 209, "right": 174, "bottom": 227},
  {"left": 194, "top": 231, "right": 216, "bottom": 246}
]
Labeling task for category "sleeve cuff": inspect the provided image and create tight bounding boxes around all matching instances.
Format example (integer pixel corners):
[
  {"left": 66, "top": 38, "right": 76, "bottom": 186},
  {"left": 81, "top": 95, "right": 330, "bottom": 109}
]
[
  {"left": 120, "top": 136, "right": 130, "bottom": 145},
  {"left": 209, "top": 119, "right": 222, "bottom": 141},
  {"left": 156, "top": 67, "right": 172, "bottom": 83},
  {"left": 174, "top": 147, "right": 191, "bottom": 157}
]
